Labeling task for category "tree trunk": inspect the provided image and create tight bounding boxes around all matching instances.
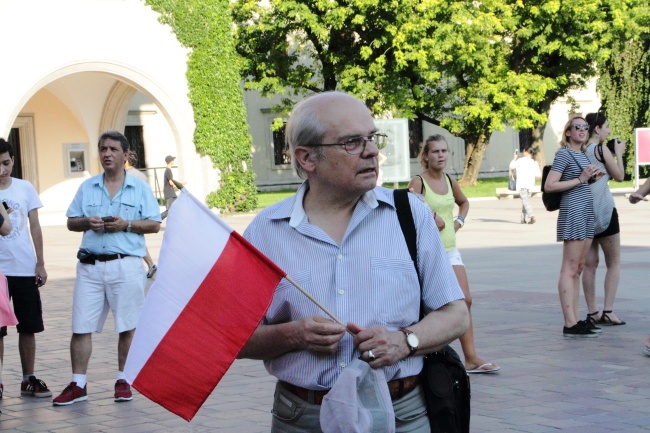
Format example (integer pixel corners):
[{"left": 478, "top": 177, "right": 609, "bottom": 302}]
[
  {"left": 459, "top": 132, "right": 489, "bottom": 186},
  {"left": 531, "top": 122, "right": 546, "bottom": 167},
  {"left": 531, "top": 96, "right": 556, "bottom": 167}
]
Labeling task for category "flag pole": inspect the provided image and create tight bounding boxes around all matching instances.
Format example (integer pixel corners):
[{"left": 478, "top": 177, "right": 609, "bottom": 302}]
[{"left": 283, "top": 275, "right": 347, "bottom": 328}]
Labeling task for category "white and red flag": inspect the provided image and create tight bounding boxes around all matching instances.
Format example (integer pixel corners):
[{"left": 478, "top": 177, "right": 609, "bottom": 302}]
[{"left": 124, "top": 191, "right": 286, "bottom": 421}]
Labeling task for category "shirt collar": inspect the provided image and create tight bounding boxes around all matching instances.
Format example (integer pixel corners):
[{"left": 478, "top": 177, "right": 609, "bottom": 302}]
[
  {"left": 91, "top": 171, "right": 135, "bottom": 188},
  {"left": 266, "top": 181, "right": 393, "bottom": 227}
]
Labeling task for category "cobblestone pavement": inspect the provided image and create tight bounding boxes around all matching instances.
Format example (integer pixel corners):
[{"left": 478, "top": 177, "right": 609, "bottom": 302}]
[{"left": 1, "top": 194, "right": 649, "bottom": 432}]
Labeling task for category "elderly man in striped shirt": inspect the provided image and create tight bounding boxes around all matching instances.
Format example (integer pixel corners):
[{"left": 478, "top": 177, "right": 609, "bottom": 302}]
[{"left": 241, "top": 92, "right": 469, "bottom": 433}]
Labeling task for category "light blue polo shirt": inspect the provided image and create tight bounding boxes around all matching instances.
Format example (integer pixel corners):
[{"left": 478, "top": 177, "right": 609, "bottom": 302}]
[{"left": 66, "top": 172, "right": 162, "bottom": 257}]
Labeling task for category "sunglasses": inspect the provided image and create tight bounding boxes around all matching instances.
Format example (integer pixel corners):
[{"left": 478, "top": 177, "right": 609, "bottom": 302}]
[{"left": 572, "top": 124, "right": 590, "bottom": 131}]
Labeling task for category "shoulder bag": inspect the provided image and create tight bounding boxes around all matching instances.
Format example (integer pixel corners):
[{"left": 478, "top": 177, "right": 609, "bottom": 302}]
[
  {"left": 541, "top": 150, "right": 586, "bottom": 212},
  {"left": 393, "top": 189, "right": 471, "bottom": 433}
]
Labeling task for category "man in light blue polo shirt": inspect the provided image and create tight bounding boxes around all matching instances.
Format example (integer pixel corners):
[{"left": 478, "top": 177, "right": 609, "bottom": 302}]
[{"left": 53, "top": 131, "right": 161, "bottom": 406}]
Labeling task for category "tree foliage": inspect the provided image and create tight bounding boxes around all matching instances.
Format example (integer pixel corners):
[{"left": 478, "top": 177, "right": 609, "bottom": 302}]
[
  {"left": 598, "top": 1, "right": 650, "bottom": 178},
  {"left": 233, "top": 0, "right": 637, "bottom": 185},
  {"left": 146, "top": 0, "right": 257, "bottom": 212}
]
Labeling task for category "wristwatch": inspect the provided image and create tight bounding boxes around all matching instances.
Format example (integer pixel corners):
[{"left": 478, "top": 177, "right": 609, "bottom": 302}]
[
  {"left": 125, "top": 220, "right": 132, "bottom": 233},
  {"left": 400, "top": 328, "right": 420, "bottom": 356}
]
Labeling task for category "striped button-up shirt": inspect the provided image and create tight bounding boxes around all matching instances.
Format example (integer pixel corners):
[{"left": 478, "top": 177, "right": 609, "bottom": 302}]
[{"left": 243, "top": 183, "right": 464, "bottom": 390}]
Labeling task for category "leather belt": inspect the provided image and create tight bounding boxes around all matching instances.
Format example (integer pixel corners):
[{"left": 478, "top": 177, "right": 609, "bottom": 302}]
[
  {"left": 79, "top": 253, "right": 131, "bottom": 264},
  {"left": 95, "top": 253, "right": 131, "bottom": 262},
  {"left": 280, "top": 374, "right": 420, "bottom": 405}
]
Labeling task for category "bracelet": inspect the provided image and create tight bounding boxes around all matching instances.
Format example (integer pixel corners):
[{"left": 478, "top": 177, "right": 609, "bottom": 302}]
[{"left": 454, "top": 215, "right": 465, "bottom": 227}]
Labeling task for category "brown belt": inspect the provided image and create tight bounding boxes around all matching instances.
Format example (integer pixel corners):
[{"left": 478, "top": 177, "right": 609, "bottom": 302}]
[{"left": 280, "top": 374, "right": 420, "bottom": 405}]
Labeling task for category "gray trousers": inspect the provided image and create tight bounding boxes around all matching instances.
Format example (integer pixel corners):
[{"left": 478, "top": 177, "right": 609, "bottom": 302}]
[
  {"left": 271, "top": 381, "right": 431, "bottom": 433},
  {"left": 520, "top": 188, "right": 534, "bottom": 218}
]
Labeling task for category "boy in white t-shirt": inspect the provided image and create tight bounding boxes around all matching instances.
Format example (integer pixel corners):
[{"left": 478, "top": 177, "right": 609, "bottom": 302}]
[{"left": 0, "top": 138, "right": 50, "bottom": 399}]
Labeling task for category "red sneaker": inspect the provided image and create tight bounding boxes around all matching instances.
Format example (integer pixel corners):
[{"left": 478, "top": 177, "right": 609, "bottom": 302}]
[
  {"left": 21, "top": 376, "right": 52, "bottom": 398},
  {"left": 52, "top": 382, "right": 87, "bottom": 406},
  {"left": 114, "top": 379, "right": 133, "bottom": 402}
]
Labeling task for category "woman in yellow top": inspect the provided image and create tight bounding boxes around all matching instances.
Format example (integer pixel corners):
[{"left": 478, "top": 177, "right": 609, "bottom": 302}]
[{"left": 408, "top": 134, "right": 499, "bottom": 374}]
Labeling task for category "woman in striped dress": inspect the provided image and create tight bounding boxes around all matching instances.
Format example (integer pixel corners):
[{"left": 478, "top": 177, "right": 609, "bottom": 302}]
[
  {"left": 544, "top": 117, "right": 605, "bottom": 338},
  {"left": 581, "top": 113, "right": 626, "bottom": 328}
]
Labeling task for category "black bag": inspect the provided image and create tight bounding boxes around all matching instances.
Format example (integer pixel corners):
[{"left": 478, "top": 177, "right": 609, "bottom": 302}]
[
  {"left": 541, "top": 165, "right": 561, "bottom": 211},
  {"left": 393, "top": 189, "right": 471, "bottom": 433},
  {"left": 422, "top": 347, "right": 471, "bottom": 433}
]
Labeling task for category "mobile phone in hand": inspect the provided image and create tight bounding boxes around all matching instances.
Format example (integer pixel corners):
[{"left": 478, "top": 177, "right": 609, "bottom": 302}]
[
  {"left": 101, "top": 216, "right": 115, "bottom": 222},
  {"left": 36, "top": 277, "right": 43, "bottom": 287},
  {"left": 2, "top": 201, "right": 8, "bottom": 210}
]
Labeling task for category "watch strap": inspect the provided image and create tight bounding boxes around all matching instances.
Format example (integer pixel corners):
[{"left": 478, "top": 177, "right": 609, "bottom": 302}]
[{"left": 400, "top": 328, "right": 418, "bottom": 356}]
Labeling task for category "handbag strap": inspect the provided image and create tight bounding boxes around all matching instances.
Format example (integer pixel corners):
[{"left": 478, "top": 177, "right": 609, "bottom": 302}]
[
  {"left": 393, "top": 189, "right": 424, "bottom": 319},
  {"left": 566, "top": 149, "right": 586, "bottom": 176},
  {"left": 415, "top": 175, "right": 425, "bottom": 194}
]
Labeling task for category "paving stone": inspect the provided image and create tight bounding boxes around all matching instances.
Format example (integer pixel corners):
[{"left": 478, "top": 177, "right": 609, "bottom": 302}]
[{"left": 1, "top": 195, "right": 648, "bottom": 431}]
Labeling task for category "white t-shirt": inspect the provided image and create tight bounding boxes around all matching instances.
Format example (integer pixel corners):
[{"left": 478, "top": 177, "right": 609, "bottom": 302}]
[
  {"left": 515, "top": 156, "right": 541, "bottom": 190},
  {"left": 0, "top": 178, "right": 42, "bottom": 276}
]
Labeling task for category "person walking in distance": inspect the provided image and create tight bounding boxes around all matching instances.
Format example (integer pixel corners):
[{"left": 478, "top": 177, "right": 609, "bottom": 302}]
[
  {"left": 515, "top": 147, "right": 542, "bottom": 224},
  {"left": 0, "top": 138, "right": 51, "bottom": 400},
  {"left": 161, "top": 155, "right": 183, "bottom": 220},
  {"left": 52, "top": 131, "right": 161, "bottom": 406}
]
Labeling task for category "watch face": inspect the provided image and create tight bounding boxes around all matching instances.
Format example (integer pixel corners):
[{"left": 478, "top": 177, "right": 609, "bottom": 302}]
[{"left": 406, "top": 333, "right": 419, "bottom": 349}]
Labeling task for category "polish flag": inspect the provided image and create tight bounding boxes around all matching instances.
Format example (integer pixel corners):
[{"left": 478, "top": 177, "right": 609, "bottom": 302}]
[{"left": 124, "top": 191, "right": 285, "bottom": 421}]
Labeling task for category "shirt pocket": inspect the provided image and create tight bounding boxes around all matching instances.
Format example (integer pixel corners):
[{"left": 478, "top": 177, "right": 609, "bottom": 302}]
[
  {"left": 119, "top": 192, "right": 139, "bottom": 221},
  {"left": 82, "top": 195, "right": 102, "bottom": 217},
  {"left": 370, "top": 256, "right": 420, "bottom": 326}
]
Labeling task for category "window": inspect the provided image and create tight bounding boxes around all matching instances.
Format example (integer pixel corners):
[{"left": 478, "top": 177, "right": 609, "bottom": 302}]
[
  {"left": 124, "top": 126, "right": 146, "bottom": 168},
  {"left": 273, "top": 123, "right": 291, "bottom": 166},
  {"left": 408, "top": 119, "right": 423, "bottom": 159}
]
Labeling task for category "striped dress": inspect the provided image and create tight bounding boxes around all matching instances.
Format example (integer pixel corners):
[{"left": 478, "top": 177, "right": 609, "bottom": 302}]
[{"left": 551, "top": 148, "right": 595, "bottom": 241}]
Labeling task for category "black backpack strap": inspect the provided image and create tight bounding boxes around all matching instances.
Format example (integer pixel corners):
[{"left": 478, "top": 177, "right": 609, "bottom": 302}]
[
  {"left": 394, "top": 189, "right": 417, "bottom": 269},
  {"left": 394, "top": 189, "right": 424, "bottom": 319}
]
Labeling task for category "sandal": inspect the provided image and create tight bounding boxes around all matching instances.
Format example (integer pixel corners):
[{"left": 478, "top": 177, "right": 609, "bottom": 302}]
[
  {"left": 585, "top": 312, "right": 602, "bottom": 333},
  {"left": 598, "top": 310, "right": 626, "bottom": 326}
]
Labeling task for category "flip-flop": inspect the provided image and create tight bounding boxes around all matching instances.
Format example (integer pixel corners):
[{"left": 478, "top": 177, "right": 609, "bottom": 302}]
[
  {"left": 466, "top": 363, "right": 500, "bottom": 374},
  {"left": 643, "top": 347, "right": 650, "bottom": 357}
]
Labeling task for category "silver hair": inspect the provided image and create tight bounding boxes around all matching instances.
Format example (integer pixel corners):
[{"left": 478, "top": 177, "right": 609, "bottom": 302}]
[{"left": 286, "top": 92, "right": 356, "bottom": 178}]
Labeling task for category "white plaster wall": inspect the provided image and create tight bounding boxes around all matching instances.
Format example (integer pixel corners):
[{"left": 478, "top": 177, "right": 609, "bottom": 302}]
[
  {"left": 0, "top": 0, "right": 218, "bottom": 203},
  {"left": 23, "top": 89, "right": 91, "bottom": 191}
]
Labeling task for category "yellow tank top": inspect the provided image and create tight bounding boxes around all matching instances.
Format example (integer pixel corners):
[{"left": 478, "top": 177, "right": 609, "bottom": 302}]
[{"left": 419, "top": 174, "right": 456, "bottom": 252}]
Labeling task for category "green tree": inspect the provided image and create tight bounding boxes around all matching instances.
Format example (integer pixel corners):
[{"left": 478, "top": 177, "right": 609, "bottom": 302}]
[
  {"left": 506, "top": 0, "right": 618, "bottom": 166},
  {"left": 232, "top": 0, "right": 625, "bottom": 185},
  {"left": 597, "top": 2, "right": 650, "bottom": 179},
  {"left": 146, "top": 0, "right": 257, "bottom": 212}
]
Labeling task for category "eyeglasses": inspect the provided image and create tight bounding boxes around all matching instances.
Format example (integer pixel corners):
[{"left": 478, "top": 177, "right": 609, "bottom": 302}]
[
  {"left": 312, "top": 133, "right": 388, "bottom": 155},
  {"left": 572, "top": 124, "right": 590, "bottom": 131}
]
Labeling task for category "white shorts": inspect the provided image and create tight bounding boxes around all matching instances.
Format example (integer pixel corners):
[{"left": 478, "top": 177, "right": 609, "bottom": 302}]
[
  {"left": 72, "top": 256, "right": 145, "bottom": 334},
  {"left": 447, "top": 248, "right": 465, "bottom": 267}
]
